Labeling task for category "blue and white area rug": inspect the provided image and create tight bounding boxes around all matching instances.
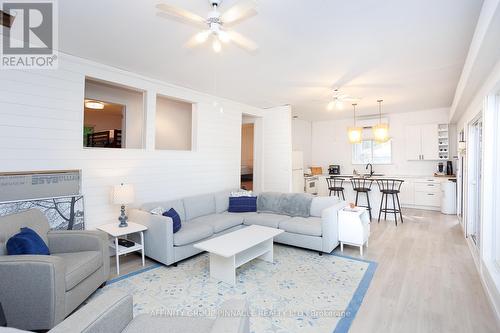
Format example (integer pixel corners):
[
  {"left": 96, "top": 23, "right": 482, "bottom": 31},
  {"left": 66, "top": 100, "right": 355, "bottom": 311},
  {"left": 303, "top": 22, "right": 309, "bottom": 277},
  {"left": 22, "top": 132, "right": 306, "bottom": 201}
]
[{"left": 99, "top": 245, "right": 377, "bottom": 333}]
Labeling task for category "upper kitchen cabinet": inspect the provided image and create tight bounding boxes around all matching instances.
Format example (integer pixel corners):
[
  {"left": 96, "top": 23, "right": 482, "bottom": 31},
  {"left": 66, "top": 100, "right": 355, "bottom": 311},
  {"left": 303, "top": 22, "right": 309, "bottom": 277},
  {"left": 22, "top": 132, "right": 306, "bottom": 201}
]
[{"left": 405, "top": 123, "right": 440, "bottom": 160}]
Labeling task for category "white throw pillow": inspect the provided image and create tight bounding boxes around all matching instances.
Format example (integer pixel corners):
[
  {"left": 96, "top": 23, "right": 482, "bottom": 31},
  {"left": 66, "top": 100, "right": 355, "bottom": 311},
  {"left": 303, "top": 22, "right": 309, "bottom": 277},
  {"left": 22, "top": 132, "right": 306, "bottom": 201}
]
[
  {"left": 150, "top": 206, "right": 164, "bottom": 215},
  {"left": 230, "top": 190, "right": 253, "bottom": 197}
]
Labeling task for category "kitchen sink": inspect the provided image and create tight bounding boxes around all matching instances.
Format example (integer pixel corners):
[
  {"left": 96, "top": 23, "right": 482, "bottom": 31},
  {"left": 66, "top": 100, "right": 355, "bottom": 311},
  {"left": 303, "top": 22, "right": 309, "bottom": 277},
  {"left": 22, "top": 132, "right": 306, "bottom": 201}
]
[{"left": 362, "top": 173, "right": 385, "bottom": 178}]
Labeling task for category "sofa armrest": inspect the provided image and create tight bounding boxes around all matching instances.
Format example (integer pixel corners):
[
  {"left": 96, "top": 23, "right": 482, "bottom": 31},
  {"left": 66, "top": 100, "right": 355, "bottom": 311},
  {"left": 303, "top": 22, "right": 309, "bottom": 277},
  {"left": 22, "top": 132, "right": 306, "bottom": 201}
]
[
  {"left": 210, "top": 299, "right": 249, "bottom": 333},
  {"left": 0, "top": 255, "right": 66, "bottom": 330},
  {"left": 49, "top": 289, "right": 133, "bottom": 333},
  {"left": 129, "top": 209, "right": 175, "bottom": 265},
  {"left": 321, "top": 201, "right": 347, "bottom": 253}
]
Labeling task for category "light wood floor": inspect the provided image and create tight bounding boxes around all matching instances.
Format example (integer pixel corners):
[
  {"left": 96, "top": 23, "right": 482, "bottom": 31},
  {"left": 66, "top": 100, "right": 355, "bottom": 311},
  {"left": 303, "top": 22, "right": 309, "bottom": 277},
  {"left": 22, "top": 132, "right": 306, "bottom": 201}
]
[{"left": 108, "top": 209, "right": 499, "bottom": 332}]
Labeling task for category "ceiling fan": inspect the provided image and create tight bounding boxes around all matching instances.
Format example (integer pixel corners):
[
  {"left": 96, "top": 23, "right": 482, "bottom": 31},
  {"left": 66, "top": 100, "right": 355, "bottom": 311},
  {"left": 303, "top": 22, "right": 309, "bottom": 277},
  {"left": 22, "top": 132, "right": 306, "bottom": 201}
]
[
  {"left": 327, "top": 88, "right": 361, "bottom": 111},
  {"left": 156, "top": 0, "right": 259, "bottom": 53}
]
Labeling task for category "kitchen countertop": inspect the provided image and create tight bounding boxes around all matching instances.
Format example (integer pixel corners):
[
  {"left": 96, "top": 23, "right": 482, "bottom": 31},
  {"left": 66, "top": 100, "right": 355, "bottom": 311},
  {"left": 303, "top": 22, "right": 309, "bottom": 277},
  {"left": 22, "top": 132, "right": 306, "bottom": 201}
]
[{"left": 312, "top": 174, "right": 456, "bottom": 181}]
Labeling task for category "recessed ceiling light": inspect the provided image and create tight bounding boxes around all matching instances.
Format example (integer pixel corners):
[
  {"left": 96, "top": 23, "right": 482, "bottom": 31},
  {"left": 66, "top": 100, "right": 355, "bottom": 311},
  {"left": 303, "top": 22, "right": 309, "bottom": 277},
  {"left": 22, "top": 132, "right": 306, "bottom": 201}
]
[{"left": 85, "top": 100, "right": 105, "bottom": 110}]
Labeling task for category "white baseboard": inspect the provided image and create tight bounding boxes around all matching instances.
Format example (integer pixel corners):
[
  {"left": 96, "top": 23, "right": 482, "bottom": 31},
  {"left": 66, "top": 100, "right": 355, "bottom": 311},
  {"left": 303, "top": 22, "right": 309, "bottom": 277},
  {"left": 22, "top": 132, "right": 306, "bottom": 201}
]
[
  {"left": 465, "top": 237, "right": 500, "bottom": 327},
  {"left": 481, "top": 261, "right": 500, "bottom": 327}
]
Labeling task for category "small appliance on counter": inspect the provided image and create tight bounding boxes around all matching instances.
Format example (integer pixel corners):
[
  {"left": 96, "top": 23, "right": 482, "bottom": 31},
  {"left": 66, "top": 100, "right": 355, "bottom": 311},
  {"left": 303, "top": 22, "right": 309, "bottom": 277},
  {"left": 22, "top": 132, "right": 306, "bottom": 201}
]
[
  {"left": 446, "top": 161, "right": 454, "bottom": 176},
  {"left": 328, "top": 165, "right": 341, "bottom": 175},
  {"left": 310, "top": 166, "right": 323, "bottom": 175}
]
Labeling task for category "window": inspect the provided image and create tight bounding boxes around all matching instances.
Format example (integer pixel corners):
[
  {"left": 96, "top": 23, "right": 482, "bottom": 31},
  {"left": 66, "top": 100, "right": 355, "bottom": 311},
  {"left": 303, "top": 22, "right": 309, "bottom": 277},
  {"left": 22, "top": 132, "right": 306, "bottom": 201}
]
[
  {"left": 83, "top": 78, "right": 145, "bottom": 149},
  {"left": 352, "top": 139, "right": 392, "bottom": 164},
  {"left": 155, "top": 95, "right": 193, "bottom": 151}
]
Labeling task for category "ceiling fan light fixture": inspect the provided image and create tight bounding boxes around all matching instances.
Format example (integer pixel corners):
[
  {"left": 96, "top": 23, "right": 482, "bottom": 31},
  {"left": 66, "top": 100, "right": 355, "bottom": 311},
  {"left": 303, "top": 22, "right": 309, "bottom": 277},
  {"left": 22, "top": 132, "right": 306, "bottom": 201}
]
[
  {"left": 218, "top": 30, "right": 231, "bottom": 43},
  {"left": 335, "top": 99, "right": 344, "bottom": 110},
  {"left": 84, "top": 100, "right": 104, "bottom": 110},
  {"left": 212, "top": 37, "right": 222, "bottom": 52},
  {"left": 327, "top": 101, "right": 335, "bottom": 111},
  {"left": 195, "top": 30, "right": 211, "bottom": 43}
]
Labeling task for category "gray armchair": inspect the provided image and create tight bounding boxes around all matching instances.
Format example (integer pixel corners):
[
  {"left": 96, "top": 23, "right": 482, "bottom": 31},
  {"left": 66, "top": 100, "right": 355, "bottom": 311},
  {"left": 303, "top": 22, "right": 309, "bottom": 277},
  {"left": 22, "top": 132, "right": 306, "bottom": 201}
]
[
  {"left": 49, "top": 289, "right": 250, "bottom": 333},
  {"left": 0, "top": 209, "right": 110, "bottom": 331}
]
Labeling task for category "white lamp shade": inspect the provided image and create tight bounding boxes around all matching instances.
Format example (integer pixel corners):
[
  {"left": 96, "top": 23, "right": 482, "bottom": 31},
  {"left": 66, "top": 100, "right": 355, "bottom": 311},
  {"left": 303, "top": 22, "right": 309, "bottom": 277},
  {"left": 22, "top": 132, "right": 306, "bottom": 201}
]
[
  {"left": 373, "top": 123, "right": 390, "bottom": 143},
  {"left": 113, "top": 184, "right": 135, "bottom": 205},
  {"left": 348, "top": 127, "right": 363, "bottom": 144}
]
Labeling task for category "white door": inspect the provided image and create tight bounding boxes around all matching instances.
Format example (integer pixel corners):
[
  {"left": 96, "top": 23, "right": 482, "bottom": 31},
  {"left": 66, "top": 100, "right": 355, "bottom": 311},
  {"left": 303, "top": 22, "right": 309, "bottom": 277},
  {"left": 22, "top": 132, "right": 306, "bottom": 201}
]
[
  {"left": 292, "top": 151, "right": 303, "bottom": 170},
  {"left": 405, "top": 125, "right": 422, "bottom": 160},
  {"left": 421, "top": 123, "right": 440, "bottom": 160},
  {"left": 292, "top": 170, "right": 304, "bottom": 193}
]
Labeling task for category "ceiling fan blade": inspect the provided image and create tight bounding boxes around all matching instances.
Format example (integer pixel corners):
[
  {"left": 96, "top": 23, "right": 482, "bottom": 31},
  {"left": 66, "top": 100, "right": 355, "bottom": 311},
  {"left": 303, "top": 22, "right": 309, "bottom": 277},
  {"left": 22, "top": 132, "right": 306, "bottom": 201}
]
[
  {"left": 221, "top": 0, "right": 258, "bottom": 26},
  {"left": 226, "top": 30, "right": 258, "bottom": 52},
  {"left": 184, "top": 30, "right": 211, "bottom": 48},
  {"left": 156, "top": 3, "right": 206, "bottom": 27}
]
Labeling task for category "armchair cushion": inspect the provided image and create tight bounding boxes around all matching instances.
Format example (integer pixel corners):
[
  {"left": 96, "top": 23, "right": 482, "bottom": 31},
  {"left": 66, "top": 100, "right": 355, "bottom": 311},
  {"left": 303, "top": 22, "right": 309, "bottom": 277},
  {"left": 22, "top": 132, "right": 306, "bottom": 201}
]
[
  {"left": 54, "top": 251, "right": 103, "bottom": 291},
  {"left": 47, "top": 230, "right": 107, "bottom": 254},
  {"left": 0, "top": 209, "right": 50, "bottom": 255},
  {"left": 7, "top": 227, "right": 50, "bottom": 255}
]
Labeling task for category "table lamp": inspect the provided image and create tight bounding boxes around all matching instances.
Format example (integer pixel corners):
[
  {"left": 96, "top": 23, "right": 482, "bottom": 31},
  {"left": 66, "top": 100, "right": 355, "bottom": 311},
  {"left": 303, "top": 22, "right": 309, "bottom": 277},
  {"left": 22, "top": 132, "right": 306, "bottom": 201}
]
[{"left": 113, "top": 183, "right": 135, "bottom": 228}]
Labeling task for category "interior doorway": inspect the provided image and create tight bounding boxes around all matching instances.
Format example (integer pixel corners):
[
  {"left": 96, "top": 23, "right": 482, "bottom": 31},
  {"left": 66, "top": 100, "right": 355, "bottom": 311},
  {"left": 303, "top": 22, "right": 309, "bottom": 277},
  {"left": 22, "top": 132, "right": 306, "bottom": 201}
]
[
  {"left": 241, "top": 115, "right": 256, "bottom": 190},
  {"left": 467, "top": 115, "right": 483, "bottom": 249}
]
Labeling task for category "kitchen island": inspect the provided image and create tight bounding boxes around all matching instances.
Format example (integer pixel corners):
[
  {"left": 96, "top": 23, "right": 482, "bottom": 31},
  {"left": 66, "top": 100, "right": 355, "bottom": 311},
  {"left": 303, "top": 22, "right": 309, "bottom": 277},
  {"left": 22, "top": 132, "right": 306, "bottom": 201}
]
[{"left": 316, "top": 174, "right": 456, "bottom": 219}]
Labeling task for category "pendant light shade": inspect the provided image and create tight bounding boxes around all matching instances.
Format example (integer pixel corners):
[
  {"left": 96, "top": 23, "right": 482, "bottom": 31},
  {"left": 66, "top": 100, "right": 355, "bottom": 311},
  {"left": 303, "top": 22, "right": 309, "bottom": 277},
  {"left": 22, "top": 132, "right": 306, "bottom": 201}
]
[
  {"left": 373, "top": 99, "right": 390, "bottom": 143},
  {"left": 348, "top": 103, "right": 362, "bottom": 144}
]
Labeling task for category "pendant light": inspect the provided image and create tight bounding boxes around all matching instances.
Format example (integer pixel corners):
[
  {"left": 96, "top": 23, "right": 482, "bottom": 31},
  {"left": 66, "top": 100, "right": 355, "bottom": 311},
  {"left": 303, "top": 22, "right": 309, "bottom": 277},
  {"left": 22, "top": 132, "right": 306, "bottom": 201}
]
[
  {"left": 348, "top": 103, "right": 362, "bottom": 144},
  {"left": 373, "top": 99, "right": 389, "bottom": 143}
]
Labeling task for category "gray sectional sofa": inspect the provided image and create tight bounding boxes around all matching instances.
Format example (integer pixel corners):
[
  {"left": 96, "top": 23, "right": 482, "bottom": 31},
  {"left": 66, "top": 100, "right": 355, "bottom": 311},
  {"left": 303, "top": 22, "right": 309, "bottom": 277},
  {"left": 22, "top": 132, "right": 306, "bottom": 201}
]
[{"left": 130, "top": 191, "right": 346, "bottom": 266}]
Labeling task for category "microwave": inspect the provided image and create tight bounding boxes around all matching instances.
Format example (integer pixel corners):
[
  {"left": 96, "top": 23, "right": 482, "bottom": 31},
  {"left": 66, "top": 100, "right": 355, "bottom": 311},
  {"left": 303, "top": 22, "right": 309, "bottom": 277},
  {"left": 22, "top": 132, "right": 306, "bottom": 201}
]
[{"left": 328, "top": 165, "right": 340, "bottom": 175}]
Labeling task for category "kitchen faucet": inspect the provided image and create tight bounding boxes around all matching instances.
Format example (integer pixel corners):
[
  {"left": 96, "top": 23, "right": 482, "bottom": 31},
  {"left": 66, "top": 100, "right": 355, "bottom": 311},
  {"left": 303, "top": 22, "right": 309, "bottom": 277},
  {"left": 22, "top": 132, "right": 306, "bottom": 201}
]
[{"left": 366, "top": 163, "right": 374, "bottom": 176}]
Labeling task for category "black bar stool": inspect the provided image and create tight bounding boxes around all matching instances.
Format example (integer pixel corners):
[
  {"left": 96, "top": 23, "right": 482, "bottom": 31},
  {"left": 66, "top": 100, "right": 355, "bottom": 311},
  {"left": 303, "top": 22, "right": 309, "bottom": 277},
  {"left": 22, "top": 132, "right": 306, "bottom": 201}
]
[
  {"left": 326, "top": 176, "right": 345, "bottom": 200},
  {"left": 350, "top": 177, "right": 374, "bottom": 219},
  {"left": 376, "top": 179, "right": 404, "bottom": 226}
]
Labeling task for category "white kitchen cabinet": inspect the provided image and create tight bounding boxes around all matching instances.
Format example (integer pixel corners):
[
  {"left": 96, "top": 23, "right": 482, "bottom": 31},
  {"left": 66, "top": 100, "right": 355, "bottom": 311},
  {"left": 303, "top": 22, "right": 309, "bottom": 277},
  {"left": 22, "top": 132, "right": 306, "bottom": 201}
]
[
  {"left": 405, "top": 125, "right": 422, "bottom": 160},
  {"left": 413, "top": 179, "right": 442, "bottom": 208},
  {"left": 405, "top": 123, "right": 440, "bottom": 161},
  {"left": 398, "top": 179, "right": 415, "bottom": 205},
  {"left": 420, "top": 124, "right": 440, "bottom": 160}
]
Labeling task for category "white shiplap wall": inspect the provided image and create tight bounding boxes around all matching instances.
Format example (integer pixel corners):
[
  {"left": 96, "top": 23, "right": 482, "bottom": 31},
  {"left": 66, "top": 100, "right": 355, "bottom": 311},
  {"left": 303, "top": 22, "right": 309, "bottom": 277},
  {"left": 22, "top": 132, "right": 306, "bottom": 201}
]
[
  {"left": 0, "top": 53, "right": 292, "bottom": 229},
  {"left": 262, "top": 105, "right": 293, "bottom": 192}
]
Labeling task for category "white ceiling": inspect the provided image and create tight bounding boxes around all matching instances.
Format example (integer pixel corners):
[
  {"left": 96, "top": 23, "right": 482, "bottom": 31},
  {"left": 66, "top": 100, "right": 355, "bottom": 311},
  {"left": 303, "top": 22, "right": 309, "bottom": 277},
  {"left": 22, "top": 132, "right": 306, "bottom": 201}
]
[{"left": 59, "top": 0, "right": 483, "bottom": 121}]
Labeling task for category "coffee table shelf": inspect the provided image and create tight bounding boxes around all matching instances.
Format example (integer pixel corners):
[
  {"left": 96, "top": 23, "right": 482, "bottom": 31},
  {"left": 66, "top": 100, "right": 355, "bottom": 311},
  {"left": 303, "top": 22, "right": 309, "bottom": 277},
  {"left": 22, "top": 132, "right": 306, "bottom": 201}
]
[{"left": 194, "top": 225, "right": 283, "bottom": 285}]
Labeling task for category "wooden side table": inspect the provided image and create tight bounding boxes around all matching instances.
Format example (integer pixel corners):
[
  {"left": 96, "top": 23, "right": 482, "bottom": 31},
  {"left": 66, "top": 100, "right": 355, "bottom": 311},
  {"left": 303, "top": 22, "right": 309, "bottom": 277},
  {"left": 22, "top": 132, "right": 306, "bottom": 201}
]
[
  {"left": 97, "top": 222, "right": 147, "bottom": 275},
  {"left": 338, "top": 207, "right": 371, "bottom": 255}
]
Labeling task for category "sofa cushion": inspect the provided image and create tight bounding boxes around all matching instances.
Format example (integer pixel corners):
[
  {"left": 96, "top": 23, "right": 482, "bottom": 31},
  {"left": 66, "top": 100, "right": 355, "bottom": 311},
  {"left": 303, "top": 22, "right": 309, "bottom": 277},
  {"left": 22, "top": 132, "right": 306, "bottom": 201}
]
[
  {"left": 243, "top": 213, "right": 290, "bottom": 228},
  {"left": 214, "top": 190, "right": 232, "bottom": 213},
  {"left": 310, "top": 196, "right": 342, "bottom": 217},
  {"left": 6, "top": 227, "right": 50, "bottom": 255},
  {"left": 190, "top": 213, "right": 245, "bottom": 233},
  {"left": 173, "top": 222, "right": 213, "bottom": 246},
  {"left": 183, "top": 194, "right": 216, "bottom": 220},
  {"left": 279, "top": 217, "right": 322, "bottom": 237},
  {"left": 54, "top": 251, "right": 103, "bottom": 291},
  {"left": 141, "top": 199, "right": 186, "bottom": 221},
  {"left": 256, "top": 192, "right": 283, "bottom": 214}
]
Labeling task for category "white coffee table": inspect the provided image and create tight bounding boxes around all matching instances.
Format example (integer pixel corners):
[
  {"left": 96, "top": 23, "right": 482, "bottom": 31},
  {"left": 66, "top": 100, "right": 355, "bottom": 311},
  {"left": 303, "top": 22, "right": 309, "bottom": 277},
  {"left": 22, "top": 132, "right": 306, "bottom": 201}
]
[
  {"left": 97, "top": 222, "right": 147, "bottom": 275},
  {"left": 194, "top": 225, "right": 284, "bottom": 285}
]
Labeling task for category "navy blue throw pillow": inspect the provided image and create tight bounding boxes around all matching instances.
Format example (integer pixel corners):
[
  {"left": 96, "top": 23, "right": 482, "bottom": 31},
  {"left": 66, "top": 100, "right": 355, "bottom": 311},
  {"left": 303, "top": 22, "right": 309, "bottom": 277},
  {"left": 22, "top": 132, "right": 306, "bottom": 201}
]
[
  {"left": 163, "top": 208, "right": 182, "bottom": 233},
  {"left": 228, "top": 196, "right": 257, "bottom": 213},
  {"left": 7, "top": 227, "right": 50, "bottom": 255}
]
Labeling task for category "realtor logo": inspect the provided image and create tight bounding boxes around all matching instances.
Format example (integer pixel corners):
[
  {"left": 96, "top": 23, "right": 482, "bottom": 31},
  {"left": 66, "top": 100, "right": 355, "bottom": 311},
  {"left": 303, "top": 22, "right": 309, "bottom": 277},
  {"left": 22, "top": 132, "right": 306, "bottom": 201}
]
[{"left": 1, "top": 0, "right": 58, "bottom": 69}]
